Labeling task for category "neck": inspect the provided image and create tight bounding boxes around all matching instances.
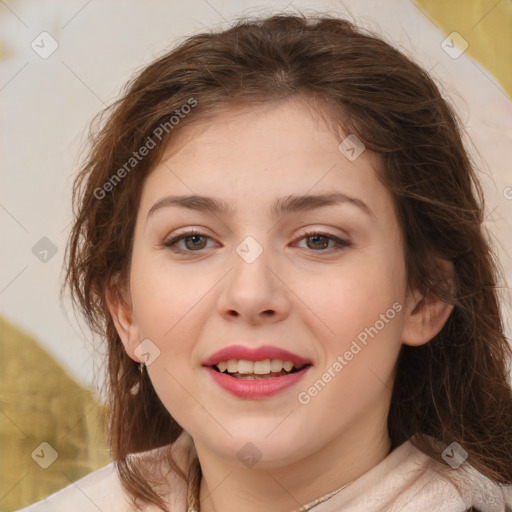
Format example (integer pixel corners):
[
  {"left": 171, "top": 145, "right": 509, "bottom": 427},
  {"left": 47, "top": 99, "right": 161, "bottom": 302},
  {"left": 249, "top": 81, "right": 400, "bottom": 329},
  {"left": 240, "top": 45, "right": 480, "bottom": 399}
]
[{"left": 195, "top": 406, "right": 391, "bottom": 512}]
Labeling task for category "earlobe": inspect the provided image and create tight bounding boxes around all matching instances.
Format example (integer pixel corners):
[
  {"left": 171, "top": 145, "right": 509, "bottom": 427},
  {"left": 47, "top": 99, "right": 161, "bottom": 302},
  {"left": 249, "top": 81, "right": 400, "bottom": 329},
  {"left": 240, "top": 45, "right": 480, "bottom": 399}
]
[
  {"left": 401, "top": 260, "right": 455, "bottom": 347},
  {"left": 105, "top": 285, "right": 141, "bottom": 362}
]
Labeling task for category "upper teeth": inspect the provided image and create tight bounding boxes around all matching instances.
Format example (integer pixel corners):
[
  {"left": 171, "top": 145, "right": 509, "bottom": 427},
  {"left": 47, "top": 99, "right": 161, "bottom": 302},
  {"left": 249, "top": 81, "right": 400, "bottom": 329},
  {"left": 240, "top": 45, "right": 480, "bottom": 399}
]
[{"left": 216, "top": 359, "right": 305, "bottom": 374}]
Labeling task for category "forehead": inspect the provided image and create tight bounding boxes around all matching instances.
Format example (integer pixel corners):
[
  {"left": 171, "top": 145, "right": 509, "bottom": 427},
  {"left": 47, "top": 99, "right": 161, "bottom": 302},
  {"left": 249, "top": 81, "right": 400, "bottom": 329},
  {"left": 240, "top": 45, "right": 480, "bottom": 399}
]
[
  {"left": 161, "top": 98, "right": 341, "bottom": 163},
  {"left": 138, "top": 98, "right": 390, "bottom": 219}
]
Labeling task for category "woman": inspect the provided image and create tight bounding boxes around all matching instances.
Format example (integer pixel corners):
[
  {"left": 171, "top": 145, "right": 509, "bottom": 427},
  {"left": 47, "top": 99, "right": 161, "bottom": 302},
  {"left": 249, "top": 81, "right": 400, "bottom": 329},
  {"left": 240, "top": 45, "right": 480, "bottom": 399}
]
[{"left": 18, "top": 12, "right": 512, "bottom": 512}]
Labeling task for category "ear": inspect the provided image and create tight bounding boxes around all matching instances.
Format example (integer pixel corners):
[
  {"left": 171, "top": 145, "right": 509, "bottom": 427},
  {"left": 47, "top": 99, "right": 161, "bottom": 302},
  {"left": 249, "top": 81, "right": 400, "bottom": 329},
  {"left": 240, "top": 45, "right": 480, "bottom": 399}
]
[
  {"left": 105, "top": 280, "right": 141, "bottom": 363},
  {"left": 401, "top": 259, "right": 455, "bottom": 347}
]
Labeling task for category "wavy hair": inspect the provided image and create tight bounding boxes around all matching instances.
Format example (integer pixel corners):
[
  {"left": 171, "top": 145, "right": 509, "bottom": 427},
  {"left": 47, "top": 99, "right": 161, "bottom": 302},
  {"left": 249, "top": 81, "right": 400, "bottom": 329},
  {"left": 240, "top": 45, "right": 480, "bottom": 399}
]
[{"left": 62, "top": 12, "right": 512, "bottom": 511}]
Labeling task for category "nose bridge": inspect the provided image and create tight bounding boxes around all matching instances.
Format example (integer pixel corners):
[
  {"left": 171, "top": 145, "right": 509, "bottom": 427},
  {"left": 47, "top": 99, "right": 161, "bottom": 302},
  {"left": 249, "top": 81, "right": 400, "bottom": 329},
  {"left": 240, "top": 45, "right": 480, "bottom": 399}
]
[
  {"left": 218, "top": 233, "right": 290, "bottom": 322},
  {"left": 235, "top": 234, "right": 266, "bottom": 266},
  {"left": 230, "top": 234, "right": 273, "bottom": 292}
]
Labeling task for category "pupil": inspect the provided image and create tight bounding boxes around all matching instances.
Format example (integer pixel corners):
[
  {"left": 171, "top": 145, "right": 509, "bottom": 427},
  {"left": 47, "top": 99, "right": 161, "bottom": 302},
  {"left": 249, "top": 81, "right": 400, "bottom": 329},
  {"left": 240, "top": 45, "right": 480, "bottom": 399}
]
[
  {"left": 308, "top": 235, "right": 328, "bottom": 250},
  {"left": 186, "top": 235, "right": 205, "bottom": 250}
]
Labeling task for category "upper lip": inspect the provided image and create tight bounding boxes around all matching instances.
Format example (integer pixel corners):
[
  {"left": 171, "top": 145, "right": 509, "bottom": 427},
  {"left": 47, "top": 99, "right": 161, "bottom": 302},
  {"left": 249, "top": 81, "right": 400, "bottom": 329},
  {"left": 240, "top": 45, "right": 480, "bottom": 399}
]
[{"left": 203, "top": 344, "right": 312, "bottom": 367}]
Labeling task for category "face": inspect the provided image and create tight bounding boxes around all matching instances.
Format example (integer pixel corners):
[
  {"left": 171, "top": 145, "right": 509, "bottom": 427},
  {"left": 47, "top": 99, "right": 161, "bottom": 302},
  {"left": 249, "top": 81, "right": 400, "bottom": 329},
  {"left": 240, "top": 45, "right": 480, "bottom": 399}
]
[{"left": 113, "top": 97, "right": 416, "bottom": 468}]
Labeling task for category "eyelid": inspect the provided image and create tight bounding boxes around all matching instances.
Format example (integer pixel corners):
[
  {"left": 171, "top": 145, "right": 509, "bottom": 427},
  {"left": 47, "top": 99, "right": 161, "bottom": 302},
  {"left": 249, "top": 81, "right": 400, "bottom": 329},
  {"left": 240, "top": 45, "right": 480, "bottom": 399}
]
[
  {"left": 292, "top": 230, "right": 352, "bottom": 251},
  {"left": 163, "top": 228, "right": 216, "bottom": 248},
  {"left": 293, "top": 226, "right": 351, "bottom": 243},
  {"left": 162, "top": 226, "right": 352, "bottom": 255}
]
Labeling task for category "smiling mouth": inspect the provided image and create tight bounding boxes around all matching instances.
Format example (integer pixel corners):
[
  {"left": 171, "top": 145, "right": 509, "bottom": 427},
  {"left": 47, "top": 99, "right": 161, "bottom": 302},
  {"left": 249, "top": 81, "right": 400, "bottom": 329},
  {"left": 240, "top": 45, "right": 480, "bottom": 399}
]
[{"left": 209, "top": 359, "right": 312, "bottom": 380}]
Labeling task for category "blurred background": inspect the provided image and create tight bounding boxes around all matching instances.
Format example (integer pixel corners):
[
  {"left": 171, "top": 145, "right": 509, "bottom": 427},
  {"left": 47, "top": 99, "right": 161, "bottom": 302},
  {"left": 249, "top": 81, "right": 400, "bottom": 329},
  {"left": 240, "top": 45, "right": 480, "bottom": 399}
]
[{"left": 1, "top": 0, "right": 511, "bottom": 510}]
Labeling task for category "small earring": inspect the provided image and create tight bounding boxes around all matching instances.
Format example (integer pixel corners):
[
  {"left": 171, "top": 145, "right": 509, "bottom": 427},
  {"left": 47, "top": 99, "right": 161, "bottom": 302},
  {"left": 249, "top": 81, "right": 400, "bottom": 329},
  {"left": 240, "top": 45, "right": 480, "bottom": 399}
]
[{"left": 139, "top": 362, "right": 145, "bottom": 375}]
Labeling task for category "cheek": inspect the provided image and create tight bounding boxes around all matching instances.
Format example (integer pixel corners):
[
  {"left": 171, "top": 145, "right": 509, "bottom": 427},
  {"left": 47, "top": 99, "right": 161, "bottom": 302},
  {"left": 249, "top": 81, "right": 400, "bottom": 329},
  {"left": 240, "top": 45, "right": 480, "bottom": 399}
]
[
  {"left": 307, "top": 250, "right": 404, "bottom": 344},
  {"left": 297, "top": 248, "right": 405, "bottom": 399},
  {"left": 296, "top": 273, "right": 404, "bottom": 427},
  {"left": 130, "top": 251, "right": 208, "bottom": 341},
  {"left": 131, "top": 266, "right": 210, "bottom": 426}
]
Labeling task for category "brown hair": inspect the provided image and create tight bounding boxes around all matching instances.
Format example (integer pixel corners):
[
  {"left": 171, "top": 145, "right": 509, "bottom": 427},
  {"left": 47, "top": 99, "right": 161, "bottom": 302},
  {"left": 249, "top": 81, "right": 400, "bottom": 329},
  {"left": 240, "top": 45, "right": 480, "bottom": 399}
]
[{"left": 62, "top": 12, "right": 512, "bottom": 511}]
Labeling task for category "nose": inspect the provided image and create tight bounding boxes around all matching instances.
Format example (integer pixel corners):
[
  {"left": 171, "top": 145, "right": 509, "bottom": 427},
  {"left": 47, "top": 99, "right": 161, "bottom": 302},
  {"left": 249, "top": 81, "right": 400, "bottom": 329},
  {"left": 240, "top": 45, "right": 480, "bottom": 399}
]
[{"left": 216, "top": 240, "right": 291, "bottom": 325}]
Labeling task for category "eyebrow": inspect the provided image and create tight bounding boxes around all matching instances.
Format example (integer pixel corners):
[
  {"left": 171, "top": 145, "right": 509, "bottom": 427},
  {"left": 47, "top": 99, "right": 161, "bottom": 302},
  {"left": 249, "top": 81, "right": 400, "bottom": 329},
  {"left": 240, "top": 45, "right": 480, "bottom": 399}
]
[{"left": 146, "top": 192, "right": 374, "bottom": 222}]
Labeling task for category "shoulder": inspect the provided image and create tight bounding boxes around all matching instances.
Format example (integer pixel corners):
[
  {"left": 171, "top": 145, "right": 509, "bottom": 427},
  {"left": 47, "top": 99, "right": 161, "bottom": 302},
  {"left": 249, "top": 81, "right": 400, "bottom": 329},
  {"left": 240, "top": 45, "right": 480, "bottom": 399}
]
[
  {"left": 405, "top": 436, "right": 512, "bottom": 511},
  {"left": 322, "top": 435, "right": 512, "bottom": 512},
  {"left": 442, "top": 455, "right": 512, "bottom": 511},
  {"left": 14, "top": 432, "right": 195, "bottom": 512}
]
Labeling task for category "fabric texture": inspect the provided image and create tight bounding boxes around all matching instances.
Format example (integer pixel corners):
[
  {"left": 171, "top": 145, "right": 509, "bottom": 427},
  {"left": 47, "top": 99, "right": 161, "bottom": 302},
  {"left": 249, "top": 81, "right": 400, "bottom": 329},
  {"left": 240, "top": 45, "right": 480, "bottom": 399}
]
[{"left": 15, "top": 431, "right": 512, "bottom": 512}]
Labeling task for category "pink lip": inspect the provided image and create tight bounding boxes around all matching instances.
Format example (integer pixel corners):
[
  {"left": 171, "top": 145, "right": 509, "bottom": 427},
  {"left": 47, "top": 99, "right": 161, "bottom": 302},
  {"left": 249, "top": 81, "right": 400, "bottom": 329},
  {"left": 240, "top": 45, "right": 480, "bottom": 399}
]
[
  {"left": 205, "top": 365, "right": 312, "bottom": 399},
  {"left": 203, "top": 344, "right": 311, "bottom": 366}
]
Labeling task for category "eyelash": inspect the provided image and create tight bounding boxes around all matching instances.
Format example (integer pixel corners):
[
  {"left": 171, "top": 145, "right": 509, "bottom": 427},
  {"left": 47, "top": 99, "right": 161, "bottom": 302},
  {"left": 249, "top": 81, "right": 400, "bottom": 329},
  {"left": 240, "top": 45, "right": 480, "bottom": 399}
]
[{"left": 162, "top": 229, "right": 352, "bottom": 255}]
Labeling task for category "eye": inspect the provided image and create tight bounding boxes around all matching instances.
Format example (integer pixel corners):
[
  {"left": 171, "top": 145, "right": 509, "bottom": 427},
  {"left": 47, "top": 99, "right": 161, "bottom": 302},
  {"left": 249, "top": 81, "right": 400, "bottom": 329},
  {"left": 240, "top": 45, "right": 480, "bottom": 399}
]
[
  {"left": 163, "top": 229, "right": 351, "bottom": 255},
  {"left": 294, "top": 231, "right": 351, "bottom": 252},
  {"left": 163, "top": 229, "right": 216, "bottom": 253}
]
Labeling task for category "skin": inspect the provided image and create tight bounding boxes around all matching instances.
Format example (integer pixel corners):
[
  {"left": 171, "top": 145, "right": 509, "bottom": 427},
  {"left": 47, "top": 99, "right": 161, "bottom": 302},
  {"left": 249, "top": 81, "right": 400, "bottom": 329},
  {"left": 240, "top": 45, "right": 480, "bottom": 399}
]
[{"left": 108, "top": 97, "right": 453, "bottom": 512}]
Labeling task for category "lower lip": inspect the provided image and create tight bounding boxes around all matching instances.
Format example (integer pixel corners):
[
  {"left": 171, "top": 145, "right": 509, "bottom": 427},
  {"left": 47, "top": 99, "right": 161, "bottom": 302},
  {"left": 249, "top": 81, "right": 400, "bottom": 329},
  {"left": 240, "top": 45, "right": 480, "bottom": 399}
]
[{"left": 205, "top": 366, "right": 311, "bottom": 399}]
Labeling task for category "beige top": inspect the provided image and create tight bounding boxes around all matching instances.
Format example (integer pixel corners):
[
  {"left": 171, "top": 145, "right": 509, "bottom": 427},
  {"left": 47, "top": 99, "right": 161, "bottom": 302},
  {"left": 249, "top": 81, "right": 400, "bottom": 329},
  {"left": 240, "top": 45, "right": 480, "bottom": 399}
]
[{"left": 16, "top": 431, "right": 512, "bottom": 512}]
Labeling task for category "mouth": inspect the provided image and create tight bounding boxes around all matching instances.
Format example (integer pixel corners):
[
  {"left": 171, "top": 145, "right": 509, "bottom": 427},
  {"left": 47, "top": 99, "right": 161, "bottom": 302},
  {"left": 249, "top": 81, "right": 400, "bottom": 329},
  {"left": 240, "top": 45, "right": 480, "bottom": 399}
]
[
  {"left": 205, "top": 362, "right": 312, "bottom": 399},
  {"left": 202, "top": 345, "right": 313, "bottom": 398},
  {"left": 209, "top": 359, "right": 311, "bottom": 380}
]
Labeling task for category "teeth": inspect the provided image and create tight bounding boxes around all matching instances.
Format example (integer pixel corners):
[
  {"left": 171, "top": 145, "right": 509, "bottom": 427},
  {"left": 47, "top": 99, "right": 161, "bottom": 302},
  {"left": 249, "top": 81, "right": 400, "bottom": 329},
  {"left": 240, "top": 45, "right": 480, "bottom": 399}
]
[
  {"left": 253, "top": 360, "right": 271, "bottom": 374},
  {"left": 215, "top": 359, "right": 305, "bottom": 375},
  {"left": 227, "top": 359, "right": 238, "bottom": 373},
  {"left": 270, "top": 359, "right": 283, "bottom": 372},
  {"left": 283, "top": 361, "right": 294, "bottom": 372},
  {"left": 237, "top": 360, "right": 254, "bottom": 374}
]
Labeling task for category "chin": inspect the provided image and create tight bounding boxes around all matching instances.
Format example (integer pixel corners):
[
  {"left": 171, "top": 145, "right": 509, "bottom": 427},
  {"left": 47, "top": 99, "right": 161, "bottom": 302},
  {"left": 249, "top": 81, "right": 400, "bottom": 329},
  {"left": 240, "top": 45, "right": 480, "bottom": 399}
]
[{"left": 196, "top": 422, "right": 311, "bottom": 466}]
